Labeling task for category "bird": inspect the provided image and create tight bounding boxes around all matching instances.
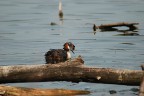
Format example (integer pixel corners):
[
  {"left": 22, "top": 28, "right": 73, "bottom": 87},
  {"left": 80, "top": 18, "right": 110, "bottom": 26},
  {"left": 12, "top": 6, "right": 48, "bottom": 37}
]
[
  {"left": 45, "top": 42, "right": 75, "bottom": 64},
  {"left": 59, "top": 0, "right": 63, "bottom": 18}
]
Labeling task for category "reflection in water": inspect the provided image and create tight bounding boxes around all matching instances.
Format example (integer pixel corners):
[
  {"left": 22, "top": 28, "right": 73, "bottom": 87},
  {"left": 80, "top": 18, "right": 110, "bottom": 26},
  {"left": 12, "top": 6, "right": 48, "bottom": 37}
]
[
  {"left": 59, "top": 18, "right": 64, "bottom": 25},
  {"left": 116, "top": 30, "right": 139, "bottom": 36}
]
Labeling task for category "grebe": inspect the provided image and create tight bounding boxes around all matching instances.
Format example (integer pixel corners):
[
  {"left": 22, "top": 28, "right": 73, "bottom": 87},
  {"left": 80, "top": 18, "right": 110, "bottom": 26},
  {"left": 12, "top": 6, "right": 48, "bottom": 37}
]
[
  {"left": 59, "top": 0, "right": 63, "bottom": 18},
  {"left": 45, "top": 42, "right": 75, "bottom": 64}
]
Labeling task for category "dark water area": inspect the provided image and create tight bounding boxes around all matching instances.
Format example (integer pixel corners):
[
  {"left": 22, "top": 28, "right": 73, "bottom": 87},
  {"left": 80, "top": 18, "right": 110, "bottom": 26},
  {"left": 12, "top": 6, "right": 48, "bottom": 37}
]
[{"left": 0, "top": 0, "right": 144, "bottom": 96}]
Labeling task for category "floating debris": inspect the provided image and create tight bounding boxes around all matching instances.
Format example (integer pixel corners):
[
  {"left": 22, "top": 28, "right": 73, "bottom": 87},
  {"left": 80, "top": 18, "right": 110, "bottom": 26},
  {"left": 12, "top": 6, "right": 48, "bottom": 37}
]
[
  {"left": 59, "top": 0, "right": 63, "bottom": 19},
  {"left": 93, "top": 22, "right": 139, "bottom": 35},
  {"left": 94, "top": 22, "right": 139, "bottom": 31},
  {"left": 93, "top": 24, "right": 97, "bottom": 31}
]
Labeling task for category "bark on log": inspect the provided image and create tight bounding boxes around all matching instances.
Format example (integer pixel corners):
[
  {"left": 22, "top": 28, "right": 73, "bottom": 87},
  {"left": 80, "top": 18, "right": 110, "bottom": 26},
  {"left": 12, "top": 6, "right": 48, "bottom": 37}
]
[
  {"left": 0, "top": 56, "right": 144, "bottom": 85},
  {"left": 0, "top": 85, "right": 90, "bottom": 96},
  {"left": 94, "top": 22, "right": 139, "bottom": 31}
]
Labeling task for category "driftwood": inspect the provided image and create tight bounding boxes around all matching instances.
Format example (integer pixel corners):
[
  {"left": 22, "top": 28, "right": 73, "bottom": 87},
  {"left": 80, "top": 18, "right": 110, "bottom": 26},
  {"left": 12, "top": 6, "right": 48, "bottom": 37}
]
[
  {"left": 139, "top": 77, "right": 144, "bottom": 96},
  {"left": 93, "top": 22, "right": 139, "bottom": 31},
  {"left": 0, "top": 85, "right": 90, "bottom": 96},
  {"left": 0, "top": 56, "right": 143, "bottom": 85}
]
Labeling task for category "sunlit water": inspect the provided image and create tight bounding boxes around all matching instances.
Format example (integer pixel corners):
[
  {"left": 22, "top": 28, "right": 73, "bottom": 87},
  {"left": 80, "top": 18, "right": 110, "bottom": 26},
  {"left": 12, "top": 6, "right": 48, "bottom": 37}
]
[{"left": 0, "top": 0, "right": 144, "bottom": 96}]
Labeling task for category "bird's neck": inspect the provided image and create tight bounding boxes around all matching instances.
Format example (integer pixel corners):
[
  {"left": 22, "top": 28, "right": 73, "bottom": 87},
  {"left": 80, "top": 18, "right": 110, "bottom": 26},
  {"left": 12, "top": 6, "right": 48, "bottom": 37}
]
[{"left": 66, "top": 51, "right": 71, "bottom": 59}]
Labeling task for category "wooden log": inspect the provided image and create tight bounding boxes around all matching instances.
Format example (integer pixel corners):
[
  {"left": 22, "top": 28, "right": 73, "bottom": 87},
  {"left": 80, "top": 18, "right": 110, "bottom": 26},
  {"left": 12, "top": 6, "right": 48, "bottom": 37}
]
[
  {"left": 0, "top": 56, "right": 143, "bottom": 85},
  {"left": 95, "top": 22, "right": 139, "bottom": 31},
  {"left": 139, "top": 77, "right": 144, "bottom": 96},
  {"left": 0, "top": 85, "right": 90, "bottom": 96}
]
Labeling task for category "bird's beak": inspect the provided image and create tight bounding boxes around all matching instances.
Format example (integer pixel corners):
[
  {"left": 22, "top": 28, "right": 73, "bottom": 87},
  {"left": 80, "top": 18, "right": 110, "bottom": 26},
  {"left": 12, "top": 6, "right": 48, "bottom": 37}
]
[{"left": 71, "top": 50, "right": 75, "bottom": 54}]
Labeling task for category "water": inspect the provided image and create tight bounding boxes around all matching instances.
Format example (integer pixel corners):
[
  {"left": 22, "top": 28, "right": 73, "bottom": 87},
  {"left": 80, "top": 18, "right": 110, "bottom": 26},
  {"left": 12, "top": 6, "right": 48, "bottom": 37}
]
[{"left": 0, "top": 0, "right": 144, "bottom": 95}]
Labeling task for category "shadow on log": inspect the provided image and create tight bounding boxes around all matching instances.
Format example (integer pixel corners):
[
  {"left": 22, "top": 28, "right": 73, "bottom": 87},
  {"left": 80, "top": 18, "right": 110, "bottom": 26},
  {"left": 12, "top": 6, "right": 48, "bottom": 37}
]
[
  {"left": 0, "top": 56, "right": 144, "bottom": 85},
  {"left": 0, "top": 85, "right": 90, "bottom": 96}
]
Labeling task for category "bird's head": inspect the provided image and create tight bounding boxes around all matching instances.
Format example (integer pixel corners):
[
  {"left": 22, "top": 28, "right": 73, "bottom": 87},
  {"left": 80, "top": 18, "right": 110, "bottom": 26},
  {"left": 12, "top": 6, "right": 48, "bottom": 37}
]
[{"left": 63, "top": 42, "right": 75, "bottom": 54}]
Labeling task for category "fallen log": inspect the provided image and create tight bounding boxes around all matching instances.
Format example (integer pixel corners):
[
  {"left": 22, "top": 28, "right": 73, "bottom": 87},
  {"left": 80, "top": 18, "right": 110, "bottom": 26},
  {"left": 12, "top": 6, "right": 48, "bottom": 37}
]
[
  {"left": 93, "top": 22, "right": 139, "bottom": 31},
  {"left": 139, "top": 77, "right": 144, "bottom": 96},
  {"left": 0, "top": 56, "right": 144, "bottom": 85},
  {"left": 0, "top": 85, "right": 90, "bottom": 96}
]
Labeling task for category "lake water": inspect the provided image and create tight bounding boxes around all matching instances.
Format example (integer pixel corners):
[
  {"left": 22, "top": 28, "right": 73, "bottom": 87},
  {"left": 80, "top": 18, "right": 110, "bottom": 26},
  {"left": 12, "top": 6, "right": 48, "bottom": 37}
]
[{"left": 0, "top": 0, "right": 144, "bottom": 96}]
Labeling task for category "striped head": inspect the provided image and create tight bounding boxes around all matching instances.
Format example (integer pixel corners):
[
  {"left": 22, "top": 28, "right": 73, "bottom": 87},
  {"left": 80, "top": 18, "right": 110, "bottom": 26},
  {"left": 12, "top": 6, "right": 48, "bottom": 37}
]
[{"left": 63, "top": 42, "right": 75, "bottom": 54}]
